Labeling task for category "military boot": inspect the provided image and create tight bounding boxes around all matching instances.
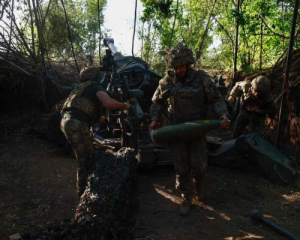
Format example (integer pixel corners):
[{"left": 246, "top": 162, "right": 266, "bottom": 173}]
[
  {"left": 179, "top": 194, "right": 192, "bottom": 217},
  {"left": 193, "top": 170, "right": 207, "bottom": 202}
]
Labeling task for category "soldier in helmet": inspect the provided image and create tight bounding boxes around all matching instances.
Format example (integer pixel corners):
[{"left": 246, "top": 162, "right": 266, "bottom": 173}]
[
  {"left": 149, "top": 43, "right": 230, "bottom": 216},
  {"left": 228, "top": 75, "right": 277, "bottom": 138},
  {"left": 60, "top": 66, "right": 131, "bottom": 197}
]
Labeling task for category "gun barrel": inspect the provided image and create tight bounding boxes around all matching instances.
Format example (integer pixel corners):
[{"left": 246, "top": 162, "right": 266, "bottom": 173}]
[
  {"left": 103, "top": 37, "right": 122, "bottom": 56},
  {"left": 149, "top": 120, "right": 222, "bottom": 144}
]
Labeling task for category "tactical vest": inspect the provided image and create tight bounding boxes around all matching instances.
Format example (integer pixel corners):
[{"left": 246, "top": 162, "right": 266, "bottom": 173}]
[
  {"left": 240, "top": 83, "right": 273, "bottom": 107},
  {"left": 168, "top": 78, "right": 207, "bottom": 124},
  {"left": 240, "top": 88, "right": 273, "bottom": 117},
  {"left": 62, "top": 81, "right": 97, "bottom": 118},
  {"left": 240, "top": 92, "right": 263, "bottom": 110}
]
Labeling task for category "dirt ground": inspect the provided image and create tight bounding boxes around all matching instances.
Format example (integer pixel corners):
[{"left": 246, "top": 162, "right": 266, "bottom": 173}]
[{"left": 0, "top": 122, "right": 300, "bottom": 240}]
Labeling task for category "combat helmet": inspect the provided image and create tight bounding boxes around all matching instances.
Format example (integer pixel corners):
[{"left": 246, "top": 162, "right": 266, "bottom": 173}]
[
  {"left": 165, "top": 43, "right": 195, "bottom": 68},
  {"left": 251, "top": 76, "right": 270, "bottom": 93},
  {"left": 80, "top": 66, "right": 98, "bottom": 83}
]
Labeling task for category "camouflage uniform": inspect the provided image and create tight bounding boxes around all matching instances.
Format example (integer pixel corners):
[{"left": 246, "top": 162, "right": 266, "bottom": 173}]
[
  {"left": 150, "top": 44, "right": 228, "bottom": 202},
  {"left": 60, "top": 66, "right": 104, "bottom": 196},
  {"left": 230, "top": 76, "right": 277, "bottom": 138},
  {"left": 60, "top": 118, "right": 93, "bottom": 196}
]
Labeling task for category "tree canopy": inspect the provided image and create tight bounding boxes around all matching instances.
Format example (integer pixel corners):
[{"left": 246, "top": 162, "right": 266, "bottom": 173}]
[
  {"left": 0, "top": 0, "right": 107, "bottom": 71},
  {"left": 0, "top": 0, "right": 299, "bottom": 74},
  {"left": 139, "top": 0, "right": 300, "bottom": 73}
]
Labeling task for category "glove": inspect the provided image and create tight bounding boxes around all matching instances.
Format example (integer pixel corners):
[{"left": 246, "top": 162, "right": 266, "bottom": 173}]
[
  {"left": 219, "top": 114, "right": 231, "bottom": 128},
  {"left": 124, "top": 103, "right": 136, "bottom": 117}
]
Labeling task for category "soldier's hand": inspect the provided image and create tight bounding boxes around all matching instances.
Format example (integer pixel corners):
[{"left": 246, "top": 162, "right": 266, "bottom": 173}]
[
  {"left": 149, "top": 120, "right": 158, "bottom": 132},
  {"left": 123, "top": 103, "right": 130, "bottom": 111},
  {"left": 123, "top": 103, "right": 136, "bottom": 116},
  {"left": 228, "top": 96, "right": 235, "bottom": 103},
  {"left": 219, "top": 114, "right": 230, "bottom": 128}
]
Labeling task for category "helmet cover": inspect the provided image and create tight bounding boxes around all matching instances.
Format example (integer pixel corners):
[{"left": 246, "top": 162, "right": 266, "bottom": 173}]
[
  {"left": 251, "top": 76, "right": 270, "bottom": 93},
  {"left": 80, "top": 66, "right": 98, "bottom": 83},
  {"left": 165, "top": 43, "right": 195, "bottom": 68}
]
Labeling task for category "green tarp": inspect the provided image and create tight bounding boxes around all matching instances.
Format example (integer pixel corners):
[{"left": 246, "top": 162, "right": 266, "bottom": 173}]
[{"left": 114, "top": 55, "right": 162, "bottom": 79}]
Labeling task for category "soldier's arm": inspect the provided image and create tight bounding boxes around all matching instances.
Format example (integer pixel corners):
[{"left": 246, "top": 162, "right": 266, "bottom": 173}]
[
  {"left": 229, "top": 82, "right": 244, "bottom": 100},
  {"left": 150, "top": 84, "right": 164, "bottom": 121},
  {"left": 258, "top": 99, "right": 277, "bottom": 118},
  {"left": 202, "top": 73, "right": 228, "bottom": 118},
  {"left": 96, "top": 91, "right": 129, "bottom": 110}
]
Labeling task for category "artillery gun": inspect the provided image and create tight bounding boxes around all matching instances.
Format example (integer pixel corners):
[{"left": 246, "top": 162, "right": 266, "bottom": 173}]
[
  {"left": 93, "top": 38, "right": 162, "bottom": 165},
  {"left": 94, "top": 38, "right": 230, "bottom": 167},
  {"left": 93, "top": 38, "right": 300, "bottom": 187}
]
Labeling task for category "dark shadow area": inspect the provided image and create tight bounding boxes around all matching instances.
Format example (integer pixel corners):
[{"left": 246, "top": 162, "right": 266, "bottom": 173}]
[
  {"left": 0, "top": 124, "right": 299, "bottom": 240},
  {"left": 134, "top": 163, "right": 300, "bottom": 240}
]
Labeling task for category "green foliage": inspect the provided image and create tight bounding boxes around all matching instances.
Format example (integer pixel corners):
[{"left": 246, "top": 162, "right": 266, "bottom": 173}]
[
  {"left": 138, "top": 0, "right": 300, "bottom": 73},
  {"left": 2, "top": 0, "right": 299, "bottom": 74},
  {"left": 141, "top": 0, "right": 173, "bottom": 20},
  {"left": 45, "top": 0, "right": 107, "bottom": 56},
  {"left": 11, "top": 0, "right": 107, "bottom": 63}
]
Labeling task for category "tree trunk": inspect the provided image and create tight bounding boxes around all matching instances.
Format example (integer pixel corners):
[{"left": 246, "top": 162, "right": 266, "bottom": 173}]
[
  {"left": 98, "top": 0, "right": 102, "bottom": 64},
  {"left": 5, "top": 0, "right": 14, "bottom": 59},
  {"left": 196, "top": 0, "right": 218, "bottom": 61},
  {"left": 32, "top": 0, "right": 46, "bottom": 71},
  {"left": 233, "top": 0, "right": 240, "bottom": 83},
  {"left": 61, "top": 0, "right": 80, "bottom": 73},
  {"left": 141, "top": 22, "right": 144, "bottom": 59},
  {"left": 2, "top": 6, "right": 37, "bottom": 62},
  {"left": 32, "top": 0, "right": 48, "bottom": 111},
  {"left": 132, "top": 0, "right": 138, "bottom": 57},
  {"left": 260, "top": 18, "right": 263, "bottom": 70},
  {"left": 169, "top": 0, "right": 179, "bottom": 48},
  {"left": 27, "top": 0, "right": 36, "bottom": 57},
  {"left": 276, "top": 0, "right": 299, "bottom": 148}
]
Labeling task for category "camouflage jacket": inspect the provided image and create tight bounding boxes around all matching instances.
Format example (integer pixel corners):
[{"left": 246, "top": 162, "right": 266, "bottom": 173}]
[
  {"left": 62, "top": 81, "right": 98, "bottom": 118},
  {"left": 150, "top": 69, "right": 228, "bottom": 124},
  {"left": 229, "top": 81, "right": 277, "bottom": 117}
]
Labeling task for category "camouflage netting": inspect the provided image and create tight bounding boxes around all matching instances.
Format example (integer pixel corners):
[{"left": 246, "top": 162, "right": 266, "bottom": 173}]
[
  {"left": 264, "top": 49, "right": 300, "bottom": 158},
  {"left": 231, "top": 48, "right": 300, "bottom": 159},
  {"left": 74, "top": 148, "right": 137, "bottom": 237},
  {"left": 24, "top": 148, "right": 137, "bottom": 240},
  {"left": 165, "top": 43, "right": 195, "bottom": 68}
]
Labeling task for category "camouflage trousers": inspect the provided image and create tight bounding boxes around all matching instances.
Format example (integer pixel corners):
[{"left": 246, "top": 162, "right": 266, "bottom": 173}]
[
  {"left": 60, "top": 117, "right": 94, "bottom": 197},
  {"left": 233, "top": 112, "right": 264, "bottom": 139},
  {"left": 169, "top": 137, "right": 208, "bottom": 199}
]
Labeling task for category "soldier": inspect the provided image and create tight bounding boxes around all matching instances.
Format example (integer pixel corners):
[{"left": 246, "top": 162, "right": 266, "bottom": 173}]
[
  {"left": 228, "top": 76, "right": 277, "bottom": 139},
  {"left": 149, "top": 43, "right": 230, "bottom": 216},
  {"left": 60, "top": 66, "right": 130, "bottom": 197}
]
